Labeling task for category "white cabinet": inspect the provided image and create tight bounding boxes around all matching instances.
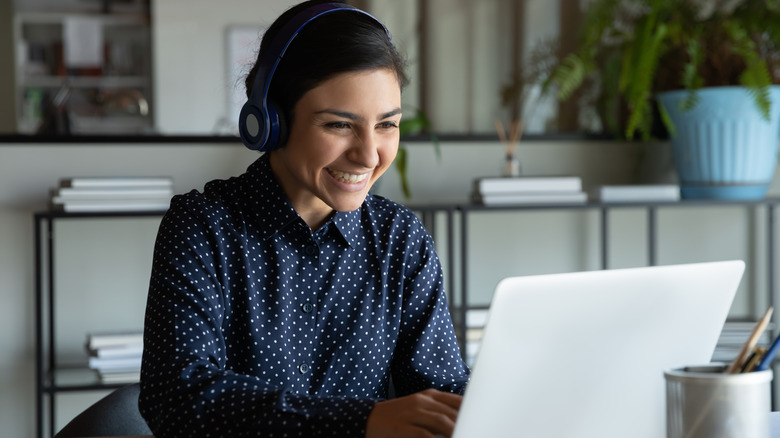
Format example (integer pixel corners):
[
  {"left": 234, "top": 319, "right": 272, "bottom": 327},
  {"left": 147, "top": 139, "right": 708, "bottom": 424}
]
[{"left": 14, "top": 11, "right": 152, "bottom": 134}]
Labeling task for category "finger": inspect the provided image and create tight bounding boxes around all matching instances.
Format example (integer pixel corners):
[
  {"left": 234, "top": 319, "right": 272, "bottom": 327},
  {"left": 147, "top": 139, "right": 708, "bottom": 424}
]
[
  {"left": 411, "top": 409, "right": 458, "bottom": 437},
  {"left": 429, "top": 390, "right": 463, "bottom": 410},
  {"left": 409, "top": 392, "right": 461, "bottom": 436}
]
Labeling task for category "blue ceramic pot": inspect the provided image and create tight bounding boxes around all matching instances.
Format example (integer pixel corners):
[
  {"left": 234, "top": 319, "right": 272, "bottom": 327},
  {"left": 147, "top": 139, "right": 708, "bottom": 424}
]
[{"left": 656, "top": 86, "right": 780, "bottom": 199}]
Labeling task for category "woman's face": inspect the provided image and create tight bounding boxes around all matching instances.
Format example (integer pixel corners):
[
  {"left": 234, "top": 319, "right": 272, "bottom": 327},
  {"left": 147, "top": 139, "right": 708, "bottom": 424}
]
[{"left": 269, "top": 68, "right": 402, "bottom": 228}]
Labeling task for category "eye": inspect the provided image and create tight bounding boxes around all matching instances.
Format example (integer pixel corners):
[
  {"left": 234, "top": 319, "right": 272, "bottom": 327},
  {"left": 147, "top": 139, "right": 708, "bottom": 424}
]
[
  {"left": 324, "top": 121, "right": 351, "bottom": 130},
  {"left": 377, "top": 121, "right": 399, "bottom": 130}
]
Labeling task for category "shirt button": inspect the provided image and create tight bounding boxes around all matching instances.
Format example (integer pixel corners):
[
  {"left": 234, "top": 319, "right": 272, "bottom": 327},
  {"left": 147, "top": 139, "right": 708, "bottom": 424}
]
[
  {"left": 302, "top": 303, "right": 314, "bottom": 313},
  {"left": 298, "top": 363, "right": 310, "bottom": 374},
  {"left": 305, "top": 246, "right": 316, "bottom": 256}
]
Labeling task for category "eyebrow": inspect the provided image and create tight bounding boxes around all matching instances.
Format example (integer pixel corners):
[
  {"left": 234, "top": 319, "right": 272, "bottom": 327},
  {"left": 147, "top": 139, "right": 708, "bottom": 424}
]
[{"left": 315, "top": 108, "right": 403, "bottom": 122}]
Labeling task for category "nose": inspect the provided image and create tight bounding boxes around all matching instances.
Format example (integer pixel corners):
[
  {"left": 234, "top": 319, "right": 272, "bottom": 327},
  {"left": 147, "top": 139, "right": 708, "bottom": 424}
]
[{"left": 348, "top": 129, "right": 380, "bottom": 168}]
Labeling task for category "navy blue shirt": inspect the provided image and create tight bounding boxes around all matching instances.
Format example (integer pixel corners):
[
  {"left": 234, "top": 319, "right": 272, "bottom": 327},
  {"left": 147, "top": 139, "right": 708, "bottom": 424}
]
[{"left": 139, "top": 154, "right": 470, "bottom": 437}]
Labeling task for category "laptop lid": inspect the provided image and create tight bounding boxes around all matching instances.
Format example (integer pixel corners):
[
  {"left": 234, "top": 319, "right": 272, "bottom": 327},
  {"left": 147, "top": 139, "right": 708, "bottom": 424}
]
[{"left": 453, "top": 260, "right": 745, "bottom": 438}]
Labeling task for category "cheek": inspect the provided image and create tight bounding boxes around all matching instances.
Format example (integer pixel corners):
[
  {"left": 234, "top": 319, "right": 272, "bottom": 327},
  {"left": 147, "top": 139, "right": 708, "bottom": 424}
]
[{"left": 377, "top": 142, "right": 399, "bottom": 171}]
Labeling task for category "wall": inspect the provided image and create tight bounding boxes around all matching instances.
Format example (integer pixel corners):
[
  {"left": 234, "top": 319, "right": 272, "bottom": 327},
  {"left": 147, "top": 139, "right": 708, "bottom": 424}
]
[
  {"left": 1, "top": 139, "right": 778, "bottom": 435},
  {"left": 150, "top": 0, "right": 563, "bottom": 136},
  {"left": 152, "top": 0, "right": 293, "bottom": 135}
]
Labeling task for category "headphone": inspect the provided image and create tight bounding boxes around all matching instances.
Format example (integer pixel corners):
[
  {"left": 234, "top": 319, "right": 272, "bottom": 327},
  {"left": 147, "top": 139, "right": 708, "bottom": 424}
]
[{"left": 238, "top": 2, "right": 392, "bottom": 152}]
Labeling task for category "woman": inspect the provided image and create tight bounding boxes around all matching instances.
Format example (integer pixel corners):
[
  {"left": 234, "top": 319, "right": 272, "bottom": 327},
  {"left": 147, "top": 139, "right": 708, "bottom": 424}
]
[{"left": 139, "top": 2, "right": 470, "bottom": 437}]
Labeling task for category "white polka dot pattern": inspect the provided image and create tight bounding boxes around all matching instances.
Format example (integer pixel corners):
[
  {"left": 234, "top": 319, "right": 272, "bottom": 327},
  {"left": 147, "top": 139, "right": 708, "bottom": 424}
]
[{"left": 139, "top": 154, "right": 470, "bottom": 437}]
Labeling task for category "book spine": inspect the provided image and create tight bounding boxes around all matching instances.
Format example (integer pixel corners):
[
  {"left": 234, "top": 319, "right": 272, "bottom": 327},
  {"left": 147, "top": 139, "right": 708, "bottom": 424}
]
[
  {"left": 476, "top": 177, "right": 582, "bottom": 194},
  {"left": 62, "top": 177, "right": 173, "bottom": 189}
]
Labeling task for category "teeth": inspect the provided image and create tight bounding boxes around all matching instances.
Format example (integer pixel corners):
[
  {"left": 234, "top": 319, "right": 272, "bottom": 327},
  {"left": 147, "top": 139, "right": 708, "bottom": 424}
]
[{"left": 328, "top": 169, "right": 368, "bottom": 184}]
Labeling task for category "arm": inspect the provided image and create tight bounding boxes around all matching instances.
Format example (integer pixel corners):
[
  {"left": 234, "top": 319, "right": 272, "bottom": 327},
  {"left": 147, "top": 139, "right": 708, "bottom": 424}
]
[
  {"left": 367, "top": 219, "right": 470, "bottom": 438},
  {"left": 391, "top": 229, "right": 470, "bottom": 396}
]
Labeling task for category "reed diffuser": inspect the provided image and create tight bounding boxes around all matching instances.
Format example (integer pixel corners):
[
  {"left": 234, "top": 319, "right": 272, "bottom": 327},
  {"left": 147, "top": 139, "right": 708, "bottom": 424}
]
[{"left": 495, "top": 119, "right": 524, "bottom": 177}]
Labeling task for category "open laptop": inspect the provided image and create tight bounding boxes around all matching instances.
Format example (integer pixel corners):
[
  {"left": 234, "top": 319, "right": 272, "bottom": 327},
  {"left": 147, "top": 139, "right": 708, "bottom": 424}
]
[{"left": 452, "top": 260, "right": 746, "bottom": 438}]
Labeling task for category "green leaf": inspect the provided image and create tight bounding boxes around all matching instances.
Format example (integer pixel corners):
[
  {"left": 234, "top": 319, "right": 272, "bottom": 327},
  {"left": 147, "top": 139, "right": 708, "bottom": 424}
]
[
  {"left": 656, "top": 99, "right": 677, "bottom": 138},
  {"left": 545, "top": 54, "right": 587, "bottom": 101},
  {"left": 396, "top": 107, "right": 439, "bottom": 199},
  {"left": 623, "top": 15, "right": 669, "bottom": 139},
  {"left": 394, "top": 146, "right": 410, "bottom": 199}
]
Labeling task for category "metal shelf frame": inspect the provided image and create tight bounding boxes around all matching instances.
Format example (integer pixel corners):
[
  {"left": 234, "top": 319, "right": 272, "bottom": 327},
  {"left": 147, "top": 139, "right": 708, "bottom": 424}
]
[
  {"left": 34, "top": 210, "right": 164, "bottom": 438},
  {"left": 34, "top": 198, "right": 780, "bottom": 436}
]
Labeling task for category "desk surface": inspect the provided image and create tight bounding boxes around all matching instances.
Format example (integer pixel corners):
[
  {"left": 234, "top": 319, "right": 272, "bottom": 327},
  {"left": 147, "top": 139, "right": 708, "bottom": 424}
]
[{"left": 75, "top": 414, "right": 780, "bottom": 438}]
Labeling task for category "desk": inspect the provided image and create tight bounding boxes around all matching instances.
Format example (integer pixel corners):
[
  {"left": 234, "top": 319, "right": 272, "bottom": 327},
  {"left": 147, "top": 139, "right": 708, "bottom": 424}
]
[{"left": 66, "top": 414, "right": 780, "bottom": 437}]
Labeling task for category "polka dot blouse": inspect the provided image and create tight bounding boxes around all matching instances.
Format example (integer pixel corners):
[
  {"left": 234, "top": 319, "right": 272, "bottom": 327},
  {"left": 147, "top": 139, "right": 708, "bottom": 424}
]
[{"left": 139, "top": 153, "right": 470, "bottom": 437}]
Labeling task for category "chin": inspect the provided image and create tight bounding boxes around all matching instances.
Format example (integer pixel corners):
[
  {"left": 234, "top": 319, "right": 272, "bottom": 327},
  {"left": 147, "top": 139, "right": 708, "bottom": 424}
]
[{"left": 328, "top": 192, "right": 369, "bottom": 212}]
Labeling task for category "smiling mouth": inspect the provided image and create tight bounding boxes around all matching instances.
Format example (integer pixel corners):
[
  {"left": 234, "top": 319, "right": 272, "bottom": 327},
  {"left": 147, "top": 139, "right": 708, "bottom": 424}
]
[{"left": 327, "top": 168, "right": 368, "bottom": 184}]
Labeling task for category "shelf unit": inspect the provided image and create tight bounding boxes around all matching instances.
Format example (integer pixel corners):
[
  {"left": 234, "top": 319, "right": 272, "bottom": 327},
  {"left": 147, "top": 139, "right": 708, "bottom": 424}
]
[
  {"left": 455, "top": 198, "right": 780, "bottom": 341},
  {"left": 34, "top": 198, "right": 780, "bottom": 436},
  {"left": 34, "top": 210, "right": 164, "bottom": 438},
  {"left": 14, "top": 11, "right": 152, "bottom": 135}
]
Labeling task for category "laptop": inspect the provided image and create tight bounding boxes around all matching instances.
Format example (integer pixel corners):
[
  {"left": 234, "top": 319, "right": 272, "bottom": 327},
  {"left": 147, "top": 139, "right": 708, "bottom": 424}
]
[{"left": 452, "top": 260, "right": 746, "bottom": 438}]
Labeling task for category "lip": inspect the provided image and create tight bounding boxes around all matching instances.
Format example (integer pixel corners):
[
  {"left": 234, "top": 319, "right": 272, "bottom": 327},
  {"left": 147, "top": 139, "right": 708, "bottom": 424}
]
[{"left": 326, "top": 168, "right": 371, "bottom": 192}]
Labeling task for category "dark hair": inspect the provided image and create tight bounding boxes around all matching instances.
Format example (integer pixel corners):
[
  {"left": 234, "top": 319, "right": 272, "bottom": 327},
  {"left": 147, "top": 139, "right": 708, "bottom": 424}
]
[{"left": 244, "top": 1, "right": 408, "bottom": 127}]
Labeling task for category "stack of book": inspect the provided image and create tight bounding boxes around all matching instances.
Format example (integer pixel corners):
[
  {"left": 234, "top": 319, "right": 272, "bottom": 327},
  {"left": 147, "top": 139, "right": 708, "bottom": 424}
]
[
  {"left": 592, "top": 184, "right": 681, "bottom": 203},
  {"left": 86, "top": 331, "right": 143, "bottom": 384},
  {"left": 51, "top": 177, "right": 174, "bottom": 212},
  {"left": 711, "top": 321, "right": 774, "bottom": 363},
  {"left": 471, "top": 176, "right": 587, "bottom": 206},
  {"left": 464, "top": 308, "right": 490, "bottom": 366}
]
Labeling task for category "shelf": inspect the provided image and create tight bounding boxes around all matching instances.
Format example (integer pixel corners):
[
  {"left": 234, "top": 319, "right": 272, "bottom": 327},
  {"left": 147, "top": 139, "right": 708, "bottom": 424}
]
[
  {"left": 15, "top": 11, "right": 148, "bottom": 26},
  {"left": 14, "top": 8, "right": 152, "bottom": 136},
  {"left": 21, "top": 75, "right": 149, "bottom": 89},
  {"left": 44, "top": 367, "right": 136, "bottom": 393},
  {"left": 34, "top": 199, "right": 780, "bottom": 437}
]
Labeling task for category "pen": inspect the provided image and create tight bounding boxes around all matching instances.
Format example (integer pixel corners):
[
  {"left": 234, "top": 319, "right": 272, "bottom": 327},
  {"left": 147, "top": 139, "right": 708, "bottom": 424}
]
[
  {"left": 726, "top": 307, "right": 774, "bottom": 374},
  {"left": 755, "top": 329, "right": 780, "bottom": 371},
  {"left": 741, "top": 346, "right": 767, "bottom": 373}
]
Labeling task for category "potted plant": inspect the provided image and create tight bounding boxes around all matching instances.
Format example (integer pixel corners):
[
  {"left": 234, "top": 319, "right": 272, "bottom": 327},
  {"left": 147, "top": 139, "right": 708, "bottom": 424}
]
[{"left": 544, "top": 0, "right": 780, "bottom": 199}]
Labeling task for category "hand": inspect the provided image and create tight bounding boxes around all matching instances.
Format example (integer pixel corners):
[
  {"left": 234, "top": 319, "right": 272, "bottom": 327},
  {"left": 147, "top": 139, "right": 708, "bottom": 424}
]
[{"left": 365, "top": 388, "right": 463, "bottom": 438}]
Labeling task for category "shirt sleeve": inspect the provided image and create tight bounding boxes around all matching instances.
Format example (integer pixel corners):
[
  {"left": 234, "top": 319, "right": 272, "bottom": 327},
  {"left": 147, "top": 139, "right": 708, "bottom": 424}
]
[
  {"left": 139, "top": 194, "right": 375, "bottom": 438},
  {"left": 389, "top": 221, "right": 471, "bottom": 397}
]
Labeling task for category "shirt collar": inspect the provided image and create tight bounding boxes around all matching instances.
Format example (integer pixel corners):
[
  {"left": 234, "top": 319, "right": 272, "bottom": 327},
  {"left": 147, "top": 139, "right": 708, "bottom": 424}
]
[
  {"left": 245, "top": 154, "right": 359, "bottom": 247},
  {"left": 330, "top": 208, "right": 361, "bottom": 248}
]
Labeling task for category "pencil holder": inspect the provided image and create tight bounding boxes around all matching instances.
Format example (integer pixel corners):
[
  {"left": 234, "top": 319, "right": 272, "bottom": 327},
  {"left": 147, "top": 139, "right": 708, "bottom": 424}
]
[{"left": 665, "top": 363, "right": 772, "bottom": 438}]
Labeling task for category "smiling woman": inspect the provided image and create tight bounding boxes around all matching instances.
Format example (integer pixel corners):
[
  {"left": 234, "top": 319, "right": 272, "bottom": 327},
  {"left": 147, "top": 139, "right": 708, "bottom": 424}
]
[
  {"left": 273, "top": 69, "right": 402, "bottom": 227},
  {"left": 138, "top": 2, "right": 470, "bottom": 438}
]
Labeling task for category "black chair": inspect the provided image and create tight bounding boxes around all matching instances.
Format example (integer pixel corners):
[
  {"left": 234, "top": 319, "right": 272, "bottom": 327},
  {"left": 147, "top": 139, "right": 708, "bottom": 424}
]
[{"left": 54, "top": 383, "right": 152, "bottom": 437}]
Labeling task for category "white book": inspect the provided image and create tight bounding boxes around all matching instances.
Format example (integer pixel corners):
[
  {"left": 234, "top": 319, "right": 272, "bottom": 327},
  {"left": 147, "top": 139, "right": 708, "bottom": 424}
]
[
  {"left": 60, "top": 176, "right": 173, "bottom": 189},
  {"left": 88, "top": 355, "right": 142, "bottom": 371},
  {"left": 54, "top": 199, "right": 170, "bottom": 212},
  {"left": 466, "top": 308, "right": 490, "bottom": 328},
  {"left": 87, "top": 332, "right": 144, "bottom": 350},
  {"left": 595, "top": 185, "right": 680, "bottom": 203},
  {"left": 474, "top": 191, "right": 588, "bottom": 206},
  {"left": 90, "top": 342, "right": 144, "bottom": 359},
  {"left": 98, "top": 370, "right": 141, "bottom": 384},
  {"left": 474, "top": 176, "right": 582, "bottom": 195},
  {"left": 54, "top": 187, "right": 173, "bottom": 200}
]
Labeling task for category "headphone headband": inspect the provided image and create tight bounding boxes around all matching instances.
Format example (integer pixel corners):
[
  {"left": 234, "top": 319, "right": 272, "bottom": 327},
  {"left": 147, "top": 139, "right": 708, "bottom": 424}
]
[{"left": 239, "top": 2, "right": 392, "bottom": 152}]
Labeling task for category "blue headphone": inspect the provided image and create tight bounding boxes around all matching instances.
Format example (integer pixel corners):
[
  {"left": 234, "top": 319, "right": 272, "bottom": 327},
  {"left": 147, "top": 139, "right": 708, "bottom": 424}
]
[{"left": 238, "top": 2, "right": 392, "bottom": 152}]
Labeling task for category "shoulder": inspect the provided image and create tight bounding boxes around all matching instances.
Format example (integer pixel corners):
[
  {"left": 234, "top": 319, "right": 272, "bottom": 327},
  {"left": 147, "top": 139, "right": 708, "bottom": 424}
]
[
  {"left": 360, "top": 194, "right": 433, "bottom": 247},
  {"left": 362, "top": 193, "right": 423, "bottom": 228},
  {"left": 162, "top": 169, "right": 256, "bottom": 237},
  {"left": 169, "top": 177, "right": 239, "bottom": 218}
]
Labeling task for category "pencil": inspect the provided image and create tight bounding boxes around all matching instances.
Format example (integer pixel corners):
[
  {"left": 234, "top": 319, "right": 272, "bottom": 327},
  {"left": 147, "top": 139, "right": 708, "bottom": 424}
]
[
  {"left": 726, "top": 307, "right": 773, "bottom": 374},
  {"left": 741, "top": 346, "right": 767, "bottom": 373}
]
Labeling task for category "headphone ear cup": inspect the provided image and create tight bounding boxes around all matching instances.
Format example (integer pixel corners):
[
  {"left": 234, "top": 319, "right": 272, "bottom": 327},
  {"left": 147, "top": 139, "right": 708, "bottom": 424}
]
[
  {"left": 273, "top": 104, "right": 289, "bottom": 149},
  {"left": 263, "top": 100, "right": 285, "bottom": 152},
  {"left": 239, "top": 101, "right": 269, "bottom": 151}
]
